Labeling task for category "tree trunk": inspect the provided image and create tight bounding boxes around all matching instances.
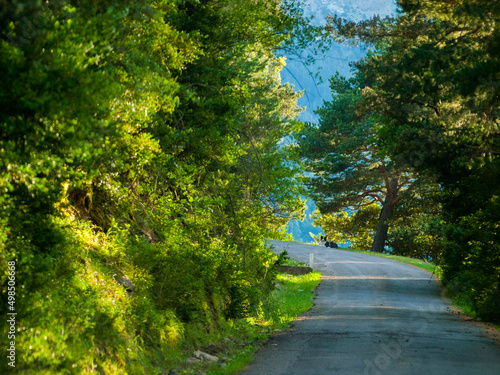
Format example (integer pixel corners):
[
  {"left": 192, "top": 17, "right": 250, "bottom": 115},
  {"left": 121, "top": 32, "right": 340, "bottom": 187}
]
[{"left": 370, "top": 178, "right": 398, "bottom": 253}]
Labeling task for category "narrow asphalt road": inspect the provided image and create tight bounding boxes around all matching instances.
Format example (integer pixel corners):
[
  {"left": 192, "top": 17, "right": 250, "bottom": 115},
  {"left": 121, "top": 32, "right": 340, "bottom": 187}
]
[{"left": 238, "top": 240, "right": 500, "bottom": 375}]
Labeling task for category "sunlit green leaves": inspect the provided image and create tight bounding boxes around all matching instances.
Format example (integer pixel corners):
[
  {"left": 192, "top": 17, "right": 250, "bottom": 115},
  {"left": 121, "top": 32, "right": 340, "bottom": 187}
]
[
  {"left": 0, "top": 1, "right": 315, "bottom": 372},
  {"left": 326, "top": 0, "right": 500, "bottom": 321}
]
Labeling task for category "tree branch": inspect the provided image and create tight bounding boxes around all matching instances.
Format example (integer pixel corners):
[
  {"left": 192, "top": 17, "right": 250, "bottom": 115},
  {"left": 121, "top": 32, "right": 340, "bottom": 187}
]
[
  {"left": 358, "top": 191, "right": 384, "bottom": 203},
  {"left": 409, "top": 99, "right": 440, "bottom": 115},
  {"left": 356, "top": 197, "right": 379, "bottom": 208}
]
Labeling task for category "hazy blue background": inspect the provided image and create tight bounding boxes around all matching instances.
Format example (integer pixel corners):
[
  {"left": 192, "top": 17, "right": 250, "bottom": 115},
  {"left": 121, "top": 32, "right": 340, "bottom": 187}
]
[{"left": 282, "top": 0, "right": 396, "bottom": 243}]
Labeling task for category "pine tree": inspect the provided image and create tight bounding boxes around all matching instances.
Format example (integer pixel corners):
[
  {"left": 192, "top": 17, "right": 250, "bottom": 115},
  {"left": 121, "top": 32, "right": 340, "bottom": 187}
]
[{"left": 297, "top": 73, "right": 418, "bottom": 252}]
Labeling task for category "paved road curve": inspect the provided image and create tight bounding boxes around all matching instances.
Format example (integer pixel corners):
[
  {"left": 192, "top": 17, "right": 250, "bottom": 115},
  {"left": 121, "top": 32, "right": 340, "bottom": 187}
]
[{"left": 239, "top": 240, "right": 500, "bottom": 375}]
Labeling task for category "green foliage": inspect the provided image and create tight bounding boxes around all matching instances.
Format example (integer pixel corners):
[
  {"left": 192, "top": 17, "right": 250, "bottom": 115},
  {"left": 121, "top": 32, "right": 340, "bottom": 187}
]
[
  {"left": 326, "top": 0, "right": 500, "bottom": 321},
  {"left": 387, "top": 216, "right": 443, "bottom": 261},
  {"left": 206, "top": 267, "right": 321, "bottom": 375},
  {"left": 263, "top": 271, "right": 321, "bottom": 327},
  {"left": 387, "top": 179, "right": 444, "bottom": 260},
  {"left": 0, "top": 0, "right": 317, "bottom": 372},
  {"left": 441, "top": 195, "right": 500, "bottom": 322},
  {"left": 296, "top": 72, "right": 429, "bottom": 252},
  {"left": 296, "top": 73, "right": 379, "bottom": 214},
  {"left": 313, "top": 206, "right": 379, "bottom": 250}
]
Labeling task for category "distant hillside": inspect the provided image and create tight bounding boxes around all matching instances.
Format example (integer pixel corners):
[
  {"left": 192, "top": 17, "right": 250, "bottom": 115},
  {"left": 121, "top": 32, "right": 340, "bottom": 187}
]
[
  {"left": 284, "top": 0, "right": 396, "bottom": 240},
  {"left": 303, "top": 0, "right": 396, "bottom": 23},
  {"left": 286, "top": 198, "right": 320, "bottom": 243}
]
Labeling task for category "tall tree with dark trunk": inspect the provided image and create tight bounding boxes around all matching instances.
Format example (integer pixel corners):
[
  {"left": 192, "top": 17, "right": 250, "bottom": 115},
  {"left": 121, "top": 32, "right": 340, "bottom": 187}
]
[
  {"left": 370, "top": 177, "right": 399, "bottom": 252},
  {"left": 326, "top": 0, "right": 500, "bottom": 321},
  {"left": 296, "top": 73, "right": 416, "bottom": 252}
]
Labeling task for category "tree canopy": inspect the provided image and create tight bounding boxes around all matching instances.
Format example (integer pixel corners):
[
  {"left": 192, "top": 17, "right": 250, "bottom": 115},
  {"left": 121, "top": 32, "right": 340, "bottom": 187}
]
[
  {"left": 296, "top": 72, "right": 426, "bottom": 252},
  {"left": 323, "top": 0, "right": 500, "bottom": 321},
  {"left": 0, "top": 1, "right": 319, "bottom": 372}
]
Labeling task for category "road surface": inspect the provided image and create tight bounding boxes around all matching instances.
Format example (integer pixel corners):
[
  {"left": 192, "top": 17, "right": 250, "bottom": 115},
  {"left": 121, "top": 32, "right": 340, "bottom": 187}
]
[{"left": 238, "top": 240, "right": 500, "bottom": 375}]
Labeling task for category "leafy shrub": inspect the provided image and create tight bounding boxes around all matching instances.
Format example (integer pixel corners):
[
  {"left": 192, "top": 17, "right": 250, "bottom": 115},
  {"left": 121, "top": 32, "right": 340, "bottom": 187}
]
[
  {"left": 0, "top": 1, "right": 309, "bottom": 373},
  {"left": 441, "top": 196, "right": 500, "bottom": 322},
  {"left": 313, "top": 205, "right": 379, "bottom": 250},
  {"left": 387, "top": 216, "right": 444, "bottom": 261}
]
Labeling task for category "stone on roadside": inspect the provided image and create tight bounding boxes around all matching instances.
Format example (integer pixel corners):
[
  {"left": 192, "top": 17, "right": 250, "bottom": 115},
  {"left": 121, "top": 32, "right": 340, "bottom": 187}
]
[
  {"left": 193, "top": 350, "right": 219, "bottom": 362},
  {"left": 277, "top": 265, "right": 313, "bottom": 275}
]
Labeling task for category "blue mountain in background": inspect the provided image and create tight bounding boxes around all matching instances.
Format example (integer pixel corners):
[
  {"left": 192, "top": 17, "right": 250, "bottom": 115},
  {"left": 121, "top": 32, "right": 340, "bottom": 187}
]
[{"left": 283, "top": 0, "right": 396, "bottom": 243}]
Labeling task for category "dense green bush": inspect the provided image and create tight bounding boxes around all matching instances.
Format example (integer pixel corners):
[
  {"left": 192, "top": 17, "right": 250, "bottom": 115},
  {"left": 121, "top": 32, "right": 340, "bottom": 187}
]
[
  {"left": 0, "top": 0, "right": 314, "bottom": 373},
  {"left": 441, "top": 195, "right": 500, "bottom": 322},
  {"left": 324, "top": 0, "right": 500, "bottom": 321},
  {"left": 313, "top": 206, "right": 379, "bottom": 250},
  {"left": 387, "top": 187, "right": 443, "bottom": 261}
]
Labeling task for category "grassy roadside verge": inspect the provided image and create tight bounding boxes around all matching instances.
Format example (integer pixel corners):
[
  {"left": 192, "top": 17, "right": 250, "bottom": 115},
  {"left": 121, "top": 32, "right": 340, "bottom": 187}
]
[
  {"left": 152, "top": 264, "right": 321, "bottom": 375},
  {"left": 198, "top": 267, "right": 321, "bottom": 375}
]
